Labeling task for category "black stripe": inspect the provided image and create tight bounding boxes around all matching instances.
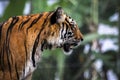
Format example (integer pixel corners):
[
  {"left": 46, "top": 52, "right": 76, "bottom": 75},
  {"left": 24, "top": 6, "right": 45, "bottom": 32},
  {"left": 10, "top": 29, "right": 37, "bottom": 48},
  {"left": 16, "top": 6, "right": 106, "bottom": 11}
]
[
  {"left": 0, "top": 22, "right": 4, "bottom": 41},
  {"left": 65, "top": 18, "right": 74, "bottom": 30},
  {"left": 0, "top": 46, "right": 6, "bottom": 79},
  {"left": 0, "top": 50, "right": 4, "bottom": 72},
  {"left": 15, "top": 63, "right": 19, "bottom": 80},
  {"left": 61, "top": 23, "right": 64, "bottom": 39},
  {"left": 26, "top": 14, "right": 43, "bottom": 33},
  {"left": 6, "top": 44, "right": 12, "bottom": 80},
  {"left": 0, "top": 51, "right": 1, "bottom": 70},
  {"left": 41, "top": 40, "right": 46, "bottom": 51},
  {"left": 31, "top": 35, "right": 39, "bottom": 67},
  {"left": 41, "top": 39, "right": 52, "bottom": 51},
  {"left": 65, "top": 18, "right": 71, "bottom": 25},
  {"left": 7, "top": 16, "right": 19, "bottom": 34},
  {"left": 18, "top": 18, "right": 31, "bottom": 31},
  {"left": 31, "top": 12, "right": 52, "bottom": 67},
  {"left": 64, "top": 24, "right": 68, "bottom": 38},
  {"left": 0, "top": 42, "right": 5, "bottom": 73},
  {"left": 24, "top": 41, "right": 28, "bottom": 65},
  {"left": 5, "top": 16, "right": 19, "bottom": 79},
  {"left": 0, "top": 22, "right": 5, "bottom": 73}
]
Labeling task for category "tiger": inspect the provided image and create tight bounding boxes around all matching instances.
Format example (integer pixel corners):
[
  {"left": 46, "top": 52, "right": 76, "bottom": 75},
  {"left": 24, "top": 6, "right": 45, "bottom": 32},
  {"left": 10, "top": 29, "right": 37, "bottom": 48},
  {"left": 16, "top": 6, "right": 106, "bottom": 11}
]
[{"left": 0, "top": 7, "right": 83, "bottom": 80}]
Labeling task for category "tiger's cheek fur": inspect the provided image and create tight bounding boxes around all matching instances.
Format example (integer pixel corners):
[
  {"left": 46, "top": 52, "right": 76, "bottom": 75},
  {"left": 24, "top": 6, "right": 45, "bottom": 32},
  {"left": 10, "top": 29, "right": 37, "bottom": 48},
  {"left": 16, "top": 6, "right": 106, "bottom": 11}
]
[{"left": 45, "top": 24, "right": 63, "bottom": 47}]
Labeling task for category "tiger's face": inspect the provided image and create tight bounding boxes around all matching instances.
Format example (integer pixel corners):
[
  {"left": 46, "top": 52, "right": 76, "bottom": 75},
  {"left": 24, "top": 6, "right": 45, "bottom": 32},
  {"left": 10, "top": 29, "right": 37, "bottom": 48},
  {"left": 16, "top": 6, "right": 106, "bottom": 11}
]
[{"left": 46, "top": 7, "right": 83, "bottom": 54}]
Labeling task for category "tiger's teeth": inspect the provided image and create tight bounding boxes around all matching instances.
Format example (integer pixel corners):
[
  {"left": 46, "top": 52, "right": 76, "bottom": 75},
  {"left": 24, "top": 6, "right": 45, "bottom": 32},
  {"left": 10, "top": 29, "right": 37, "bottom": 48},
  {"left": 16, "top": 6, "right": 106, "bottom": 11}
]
[{"left": 70, "top": 45, "right": 74, "bottom": 48}]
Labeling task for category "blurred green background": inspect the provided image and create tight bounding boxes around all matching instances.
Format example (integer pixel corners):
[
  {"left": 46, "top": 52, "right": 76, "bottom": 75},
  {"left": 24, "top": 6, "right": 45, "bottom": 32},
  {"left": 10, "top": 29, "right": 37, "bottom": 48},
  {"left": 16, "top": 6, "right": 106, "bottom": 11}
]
[{"left": 0, "top": 0, "right": 120, "bottom": 80}]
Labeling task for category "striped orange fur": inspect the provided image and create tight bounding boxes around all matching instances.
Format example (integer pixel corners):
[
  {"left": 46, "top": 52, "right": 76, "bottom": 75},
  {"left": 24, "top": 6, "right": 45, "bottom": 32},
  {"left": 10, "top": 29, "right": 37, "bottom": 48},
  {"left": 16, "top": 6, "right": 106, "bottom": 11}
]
[{"left": 0, "top": 7, "right": 83, "bottom": 80}]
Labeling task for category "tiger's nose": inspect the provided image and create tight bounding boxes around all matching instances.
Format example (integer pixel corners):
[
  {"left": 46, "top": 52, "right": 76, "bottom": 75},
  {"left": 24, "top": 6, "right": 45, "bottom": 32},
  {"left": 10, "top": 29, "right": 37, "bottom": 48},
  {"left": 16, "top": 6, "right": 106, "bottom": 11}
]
[
  {"left": 75, "top": 37, "right": 83, "bottom": 41},
  {"left": 81, "top": 38, "right": 83, "bottom": 41}
]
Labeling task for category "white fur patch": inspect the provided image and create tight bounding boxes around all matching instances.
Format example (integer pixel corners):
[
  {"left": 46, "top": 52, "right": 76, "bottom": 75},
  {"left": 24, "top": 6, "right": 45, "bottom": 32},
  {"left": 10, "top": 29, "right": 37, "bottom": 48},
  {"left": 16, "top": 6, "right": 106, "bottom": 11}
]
[
  {"left": 21, "top": 47, "right": 42, "bottom": 79},
  {"left": 63, "top": 49, "right": 73, "bottom": 55},
  {"left": 20, "top": 51, "right": 36, "bottom": 79}
]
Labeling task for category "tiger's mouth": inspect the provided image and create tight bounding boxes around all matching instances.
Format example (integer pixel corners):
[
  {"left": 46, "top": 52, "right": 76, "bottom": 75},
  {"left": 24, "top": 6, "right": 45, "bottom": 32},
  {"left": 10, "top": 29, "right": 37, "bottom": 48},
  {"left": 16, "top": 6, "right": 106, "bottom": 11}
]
[{"left": 62, "top": 42, "right": 79, "bottom": 53}]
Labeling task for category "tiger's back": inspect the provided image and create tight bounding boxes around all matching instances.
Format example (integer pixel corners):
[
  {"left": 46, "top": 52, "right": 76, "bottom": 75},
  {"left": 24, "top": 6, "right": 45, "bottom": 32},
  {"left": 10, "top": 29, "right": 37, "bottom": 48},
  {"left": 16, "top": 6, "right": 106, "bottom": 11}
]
[
  {"left": 0, "top": 12, "right": 52, "bottom": 80},
  {"left": 0, "top": 7, "right": 83, "bottom": 80}
]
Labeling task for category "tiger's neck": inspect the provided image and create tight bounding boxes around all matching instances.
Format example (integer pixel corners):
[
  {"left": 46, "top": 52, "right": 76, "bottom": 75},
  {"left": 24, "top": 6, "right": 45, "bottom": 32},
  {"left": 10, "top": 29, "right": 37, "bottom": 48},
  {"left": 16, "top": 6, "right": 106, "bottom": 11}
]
[{"left": 21, "top": 39, "right": 53, "bottom": 79}]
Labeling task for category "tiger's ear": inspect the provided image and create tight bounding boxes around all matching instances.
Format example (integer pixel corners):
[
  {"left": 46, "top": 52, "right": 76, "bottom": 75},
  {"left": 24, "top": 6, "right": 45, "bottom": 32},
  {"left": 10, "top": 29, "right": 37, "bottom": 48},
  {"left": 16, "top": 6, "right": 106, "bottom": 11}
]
[{"left": 50, "top": 7, "right": 66, "bottom": 24}]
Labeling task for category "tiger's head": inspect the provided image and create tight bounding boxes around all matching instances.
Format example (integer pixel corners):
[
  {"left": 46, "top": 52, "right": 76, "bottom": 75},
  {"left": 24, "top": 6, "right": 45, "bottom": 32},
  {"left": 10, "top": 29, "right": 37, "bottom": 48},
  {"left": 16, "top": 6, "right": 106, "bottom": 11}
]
[{"left": 43, "top": 7, "right": 83, "bottom": 54}]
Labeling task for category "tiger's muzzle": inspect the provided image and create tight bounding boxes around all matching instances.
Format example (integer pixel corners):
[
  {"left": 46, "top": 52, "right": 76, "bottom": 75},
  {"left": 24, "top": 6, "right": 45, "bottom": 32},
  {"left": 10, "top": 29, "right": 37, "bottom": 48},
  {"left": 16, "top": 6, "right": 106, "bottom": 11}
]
[{"left": 62, "top": 38, "right": 83, "bottom": 53}]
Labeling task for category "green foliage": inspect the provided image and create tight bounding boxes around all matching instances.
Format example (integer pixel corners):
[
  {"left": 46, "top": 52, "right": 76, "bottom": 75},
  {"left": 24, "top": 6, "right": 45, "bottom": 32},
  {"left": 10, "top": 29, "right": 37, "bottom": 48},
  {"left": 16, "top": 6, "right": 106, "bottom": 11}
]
[
  {"left": 31, "top": 0, "right": 48, "bottom": 13},
  {"left": 81, "top": 33, "right": 100, "bottom": 45},
  {"left": 0, "top": 0, "right": 27, "bottom": 22}
]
